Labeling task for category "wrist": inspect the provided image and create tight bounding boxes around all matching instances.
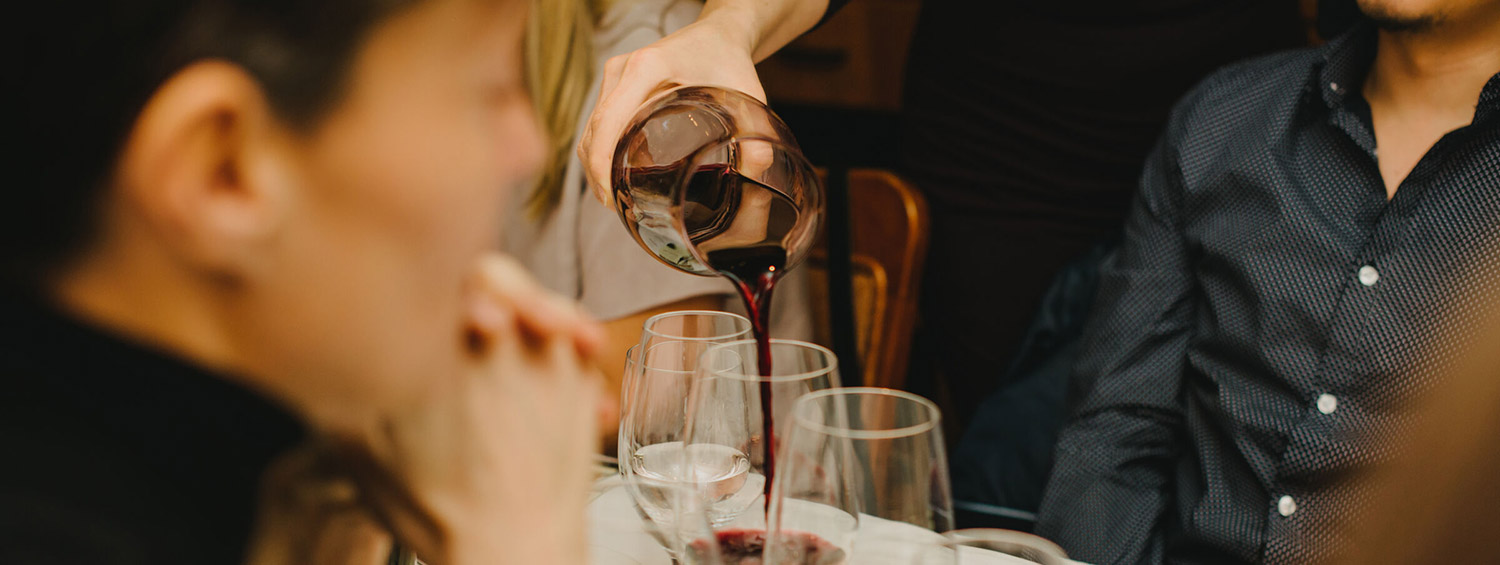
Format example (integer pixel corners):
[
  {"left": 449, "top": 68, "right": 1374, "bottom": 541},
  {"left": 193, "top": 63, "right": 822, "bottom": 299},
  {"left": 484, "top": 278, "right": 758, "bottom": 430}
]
[{"left": 696, "top": 1, "right": 760, "bottom": 60}]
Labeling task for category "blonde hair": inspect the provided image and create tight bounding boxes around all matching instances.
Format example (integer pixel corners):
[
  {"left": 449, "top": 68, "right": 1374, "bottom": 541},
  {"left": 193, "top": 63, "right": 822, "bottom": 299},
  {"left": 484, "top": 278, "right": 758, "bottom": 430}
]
[{"left": 524, "top": 0, "right": 609, "bottom": 218}]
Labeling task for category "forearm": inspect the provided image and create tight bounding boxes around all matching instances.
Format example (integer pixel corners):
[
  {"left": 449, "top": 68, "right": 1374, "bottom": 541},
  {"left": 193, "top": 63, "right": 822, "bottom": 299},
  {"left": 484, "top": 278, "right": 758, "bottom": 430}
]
[
  {"left": 1036, "top": 410, "right": 1178, "bottom": 564},
  {"left": 697, "top": 0, "right": 831, "bottom": 62}
]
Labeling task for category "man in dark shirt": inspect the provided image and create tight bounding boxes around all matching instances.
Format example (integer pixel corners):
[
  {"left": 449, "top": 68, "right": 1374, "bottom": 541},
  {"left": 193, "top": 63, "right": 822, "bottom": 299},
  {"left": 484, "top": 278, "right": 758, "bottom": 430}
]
[
  {"left": 1036, "top": 1, "right": 1500, "bottom": 562},
  {"left": 1, "top": 0, "right": 606, "bottom": 563}
]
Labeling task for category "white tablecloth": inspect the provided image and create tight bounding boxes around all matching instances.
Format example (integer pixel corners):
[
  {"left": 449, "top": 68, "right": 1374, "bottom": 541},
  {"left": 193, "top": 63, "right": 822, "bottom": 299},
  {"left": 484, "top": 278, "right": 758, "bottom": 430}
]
[{"left": 586, "top": 476, "right": 1086, "bottom": 565}]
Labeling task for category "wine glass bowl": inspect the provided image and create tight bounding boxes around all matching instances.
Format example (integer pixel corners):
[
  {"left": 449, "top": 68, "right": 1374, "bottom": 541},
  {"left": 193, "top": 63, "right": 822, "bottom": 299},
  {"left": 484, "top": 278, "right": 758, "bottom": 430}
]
[
  {"left": 768, "top": 387, "right": 955, "bottom": 564},
  {"left": 680, "top": 339, "right": 842, "bottom": 559},
  {"left": 621, "top": 340, "right": 720, "bottom": 525}
]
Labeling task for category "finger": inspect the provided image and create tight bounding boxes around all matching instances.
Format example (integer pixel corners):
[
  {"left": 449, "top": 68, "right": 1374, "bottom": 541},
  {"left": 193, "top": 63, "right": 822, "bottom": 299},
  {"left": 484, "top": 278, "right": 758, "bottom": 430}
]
[
  {"left": 473, "top": 255, "right": 572, "bottom": 336},
  {"left": 523, "top": 294, "right": 606, "bottom": 360},
  {"left": 572, "top": 311, "right": 607, "bottom": 360},
  {"left": 596, "top": 52, "right": 629, "bottom": 109},
  {"left": 471, "top": 255, "right": 606, "bottom": 359},
  {"left": 583, "top": 49, "right": 673, "bottom": 206},
  {"left": 736, "top": 136, "right": 778, "bottom": 180},
  {"left": 580, "top": 54, "right": 630, "bottom": 204},
  {"left": 464, "top": 279, "right": 517, "bottom": 353}
]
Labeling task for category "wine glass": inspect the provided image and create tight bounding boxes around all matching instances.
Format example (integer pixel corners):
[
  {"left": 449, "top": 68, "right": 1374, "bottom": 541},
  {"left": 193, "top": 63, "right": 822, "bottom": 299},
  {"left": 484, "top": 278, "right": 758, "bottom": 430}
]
[
  {"left": 678, "top": 339, "right": 842, "bottom": 558},
  {"left": 766, "top": 387, "right": 954, "bottom": 564},
  {"left": 611, "top": 86, "right": 823, "bottom": 279},
  {"left": 619, "top": 339, "right": 741, "bottom": 558}
]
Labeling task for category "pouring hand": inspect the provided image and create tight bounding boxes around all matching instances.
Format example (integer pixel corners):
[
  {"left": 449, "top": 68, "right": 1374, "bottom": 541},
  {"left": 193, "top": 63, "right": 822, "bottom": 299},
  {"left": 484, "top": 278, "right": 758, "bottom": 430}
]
[{"left": 576, "top": 0, "right": 831, "bottom": 205}]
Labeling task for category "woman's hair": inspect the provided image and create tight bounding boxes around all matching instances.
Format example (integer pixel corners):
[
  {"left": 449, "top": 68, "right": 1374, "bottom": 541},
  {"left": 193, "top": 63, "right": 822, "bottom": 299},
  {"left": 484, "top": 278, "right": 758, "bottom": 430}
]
[
  {"left": 5, "top": 0, "right": 414, "bottom": 288},
  {"left": 522, "top": 0, "right": 609, "bottom": 218}
]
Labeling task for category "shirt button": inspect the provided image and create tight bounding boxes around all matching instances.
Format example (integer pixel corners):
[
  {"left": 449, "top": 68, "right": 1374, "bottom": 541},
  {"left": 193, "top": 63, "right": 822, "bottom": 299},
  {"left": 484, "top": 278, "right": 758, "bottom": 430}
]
[
  {"left": 1317, "top": 394, "right": 1338, "bottom": 414},
  {"left": 1358, "top": 265, "right": 1380, "bottom": 286},
  {"left": 1278, "top": 495, "right": 1297, "bottom": 517}
]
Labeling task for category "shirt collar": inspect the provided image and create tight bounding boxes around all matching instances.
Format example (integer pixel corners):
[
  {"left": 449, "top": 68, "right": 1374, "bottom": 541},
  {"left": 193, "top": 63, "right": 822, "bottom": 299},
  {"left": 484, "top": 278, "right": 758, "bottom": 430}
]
[
  {"left": 1315, "top": 21, "right": 1377, "bottom": 111},
  {"left": 1316, "top": 21, "right": 1500, "bottom": 123},
  {"left": 1477, "top": 73, "right": 1500, "bottom": 122}
]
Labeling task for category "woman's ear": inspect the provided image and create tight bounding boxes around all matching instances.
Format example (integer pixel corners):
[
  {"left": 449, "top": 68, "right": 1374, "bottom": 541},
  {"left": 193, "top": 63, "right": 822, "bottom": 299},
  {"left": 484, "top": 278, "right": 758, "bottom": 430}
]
[{"left": 112, "top": 60, "right": 298, "bottom": 279}]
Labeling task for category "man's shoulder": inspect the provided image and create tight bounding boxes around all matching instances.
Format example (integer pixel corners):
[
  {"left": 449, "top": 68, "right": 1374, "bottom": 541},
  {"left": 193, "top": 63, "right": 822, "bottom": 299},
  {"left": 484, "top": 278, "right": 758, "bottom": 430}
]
[
  {"left": 1160, "top": 47, "right": 1325, "bottom": 183},
  {"left": 1173, "top": 47, "right": 1321, "bottom": 131}
]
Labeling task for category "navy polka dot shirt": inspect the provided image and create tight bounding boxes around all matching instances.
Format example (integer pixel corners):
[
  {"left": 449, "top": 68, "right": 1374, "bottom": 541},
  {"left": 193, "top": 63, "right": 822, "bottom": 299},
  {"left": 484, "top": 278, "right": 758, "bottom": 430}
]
[{"left": 1035, "top": 23, "right": 1500, "bottom": 565}]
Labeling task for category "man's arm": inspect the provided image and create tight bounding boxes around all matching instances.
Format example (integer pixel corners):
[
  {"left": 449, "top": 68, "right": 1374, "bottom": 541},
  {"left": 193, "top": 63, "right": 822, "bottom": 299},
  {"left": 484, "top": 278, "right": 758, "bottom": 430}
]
[
  {"left": 1034, "top": 123, "right": 1196, "bottom": 565},
  {"left": 576, "top": 0, "right": 838, "bottom": 203}
]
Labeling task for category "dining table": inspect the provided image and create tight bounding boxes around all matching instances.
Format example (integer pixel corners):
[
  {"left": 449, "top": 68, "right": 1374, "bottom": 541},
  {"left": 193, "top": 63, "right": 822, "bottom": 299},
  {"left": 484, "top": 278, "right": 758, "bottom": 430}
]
[{"left": 586, "top": 474, "right": 1089, "bottom": 565}]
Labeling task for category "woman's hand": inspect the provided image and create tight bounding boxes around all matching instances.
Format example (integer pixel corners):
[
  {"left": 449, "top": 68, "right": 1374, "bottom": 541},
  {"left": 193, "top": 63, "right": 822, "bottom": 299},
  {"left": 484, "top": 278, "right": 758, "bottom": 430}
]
[
  {"left": 342, "top": 255, "right": 607, "bottom": 565},
  {"left": 576, "top": 0, "right": 829, "bottom": 205}
]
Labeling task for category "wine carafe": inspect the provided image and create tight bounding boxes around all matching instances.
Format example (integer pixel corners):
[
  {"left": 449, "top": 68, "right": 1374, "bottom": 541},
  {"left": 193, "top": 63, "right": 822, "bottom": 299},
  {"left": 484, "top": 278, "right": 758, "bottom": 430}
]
[{"left": 611, "top": 86, "right": 823, "bottom": 284}]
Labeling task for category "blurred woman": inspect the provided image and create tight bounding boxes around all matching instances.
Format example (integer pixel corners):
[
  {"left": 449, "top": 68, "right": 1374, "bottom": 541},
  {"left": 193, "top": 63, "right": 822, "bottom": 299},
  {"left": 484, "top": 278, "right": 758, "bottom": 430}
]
[{"left": 1, "top": 0, "right": 603, "bottom": 563}]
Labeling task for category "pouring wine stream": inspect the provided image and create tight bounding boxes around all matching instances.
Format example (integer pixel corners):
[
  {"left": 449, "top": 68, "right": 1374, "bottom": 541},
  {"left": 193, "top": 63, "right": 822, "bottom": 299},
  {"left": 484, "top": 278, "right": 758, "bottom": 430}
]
[{"left": 705, "top": 243, "right": 786, "bottom": 505}]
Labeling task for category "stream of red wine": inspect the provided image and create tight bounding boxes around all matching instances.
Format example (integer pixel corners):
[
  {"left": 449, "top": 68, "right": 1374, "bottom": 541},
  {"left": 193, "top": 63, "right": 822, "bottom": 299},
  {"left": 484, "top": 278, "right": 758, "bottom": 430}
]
[{"left": 703, "top": 244, "right": 784, "bottom": 505}]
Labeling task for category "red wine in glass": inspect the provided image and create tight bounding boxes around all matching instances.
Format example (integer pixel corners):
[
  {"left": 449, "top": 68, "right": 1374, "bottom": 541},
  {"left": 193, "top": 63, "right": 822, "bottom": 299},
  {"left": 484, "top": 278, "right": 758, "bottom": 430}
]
[{"left": 688, "top": 529, "right": 846, "bottom": 565}]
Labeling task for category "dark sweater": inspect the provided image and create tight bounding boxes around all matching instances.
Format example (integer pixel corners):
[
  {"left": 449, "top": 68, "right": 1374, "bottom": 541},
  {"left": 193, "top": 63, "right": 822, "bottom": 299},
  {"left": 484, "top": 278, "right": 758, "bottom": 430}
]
[{"left": 0, "top": 293, "right": 304, "bottom": 564}]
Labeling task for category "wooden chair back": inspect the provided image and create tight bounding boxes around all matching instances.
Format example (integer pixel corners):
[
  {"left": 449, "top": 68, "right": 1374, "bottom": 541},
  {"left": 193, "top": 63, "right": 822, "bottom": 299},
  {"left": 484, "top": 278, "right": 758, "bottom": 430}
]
[{"left": 806, "top": 169, "right": 930, "bottom": 389}]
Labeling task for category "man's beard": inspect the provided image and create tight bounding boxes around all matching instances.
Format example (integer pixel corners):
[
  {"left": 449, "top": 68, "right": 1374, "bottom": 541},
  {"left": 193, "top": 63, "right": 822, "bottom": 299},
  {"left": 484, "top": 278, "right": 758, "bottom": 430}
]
[{"left": 1359, "top": 1, "right": 1447, "bottom": 32}]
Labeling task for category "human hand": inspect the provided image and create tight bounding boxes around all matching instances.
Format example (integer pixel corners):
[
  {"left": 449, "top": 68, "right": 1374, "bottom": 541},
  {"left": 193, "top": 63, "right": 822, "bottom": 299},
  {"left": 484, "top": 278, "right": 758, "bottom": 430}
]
[
  {"left": 340, "top": 255, "right": 607, "bottom": 565},
  {"left": 577, "top": 8, "right": 765, "bottom": 205}
]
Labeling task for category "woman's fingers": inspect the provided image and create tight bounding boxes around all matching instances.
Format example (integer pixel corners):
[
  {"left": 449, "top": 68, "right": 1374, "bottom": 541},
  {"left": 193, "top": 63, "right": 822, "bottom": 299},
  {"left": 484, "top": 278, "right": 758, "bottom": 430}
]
[
  {"left": 469, "top": 254, "right": 605, "bottom": 358},
  {"left": 581, "top": 48, "right": 675, "bottom": 205},
  {"left": 577, "top": 18, "right": 764, "bottom": 206}
]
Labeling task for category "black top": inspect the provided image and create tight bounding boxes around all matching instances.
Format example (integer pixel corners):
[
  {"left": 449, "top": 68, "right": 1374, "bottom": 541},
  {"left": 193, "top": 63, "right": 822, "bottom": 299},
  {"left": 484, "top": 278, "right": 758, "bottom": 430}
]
[
  {"left": 1036, "top": 24, "right": 1500, "bottom": 565},
  {"left": 0, "top": 292, "right": 305, "bottom": 564}
]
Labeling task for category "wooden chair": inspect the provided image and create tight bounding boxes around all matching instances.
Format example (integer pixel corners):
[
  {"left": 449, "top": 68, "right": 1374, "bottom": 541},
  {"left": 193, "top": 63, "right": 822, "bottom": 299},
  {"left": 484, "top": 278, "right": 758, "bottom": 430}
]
[{"left": 805, "top": 168, "right": 930, "bottom": 389}]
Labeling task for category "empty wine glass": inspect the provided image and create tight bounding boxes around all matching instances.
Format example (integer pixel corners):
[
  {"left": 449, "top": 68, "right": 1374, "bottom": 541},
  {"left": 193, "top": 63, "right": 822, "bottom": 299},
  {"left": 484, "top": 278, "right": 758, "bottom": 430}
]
[
  {"left": 621, "top": 311, "right": 751, "bottom": 444},
  {"left": 766, "top": 387, "right": 954, "bottom": 564},
  {"left": 678, "top": 339, "right": 841, "bottom": 560},
  {"left": 611, "top": 86, "right": 823, "bottom": 279}
]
